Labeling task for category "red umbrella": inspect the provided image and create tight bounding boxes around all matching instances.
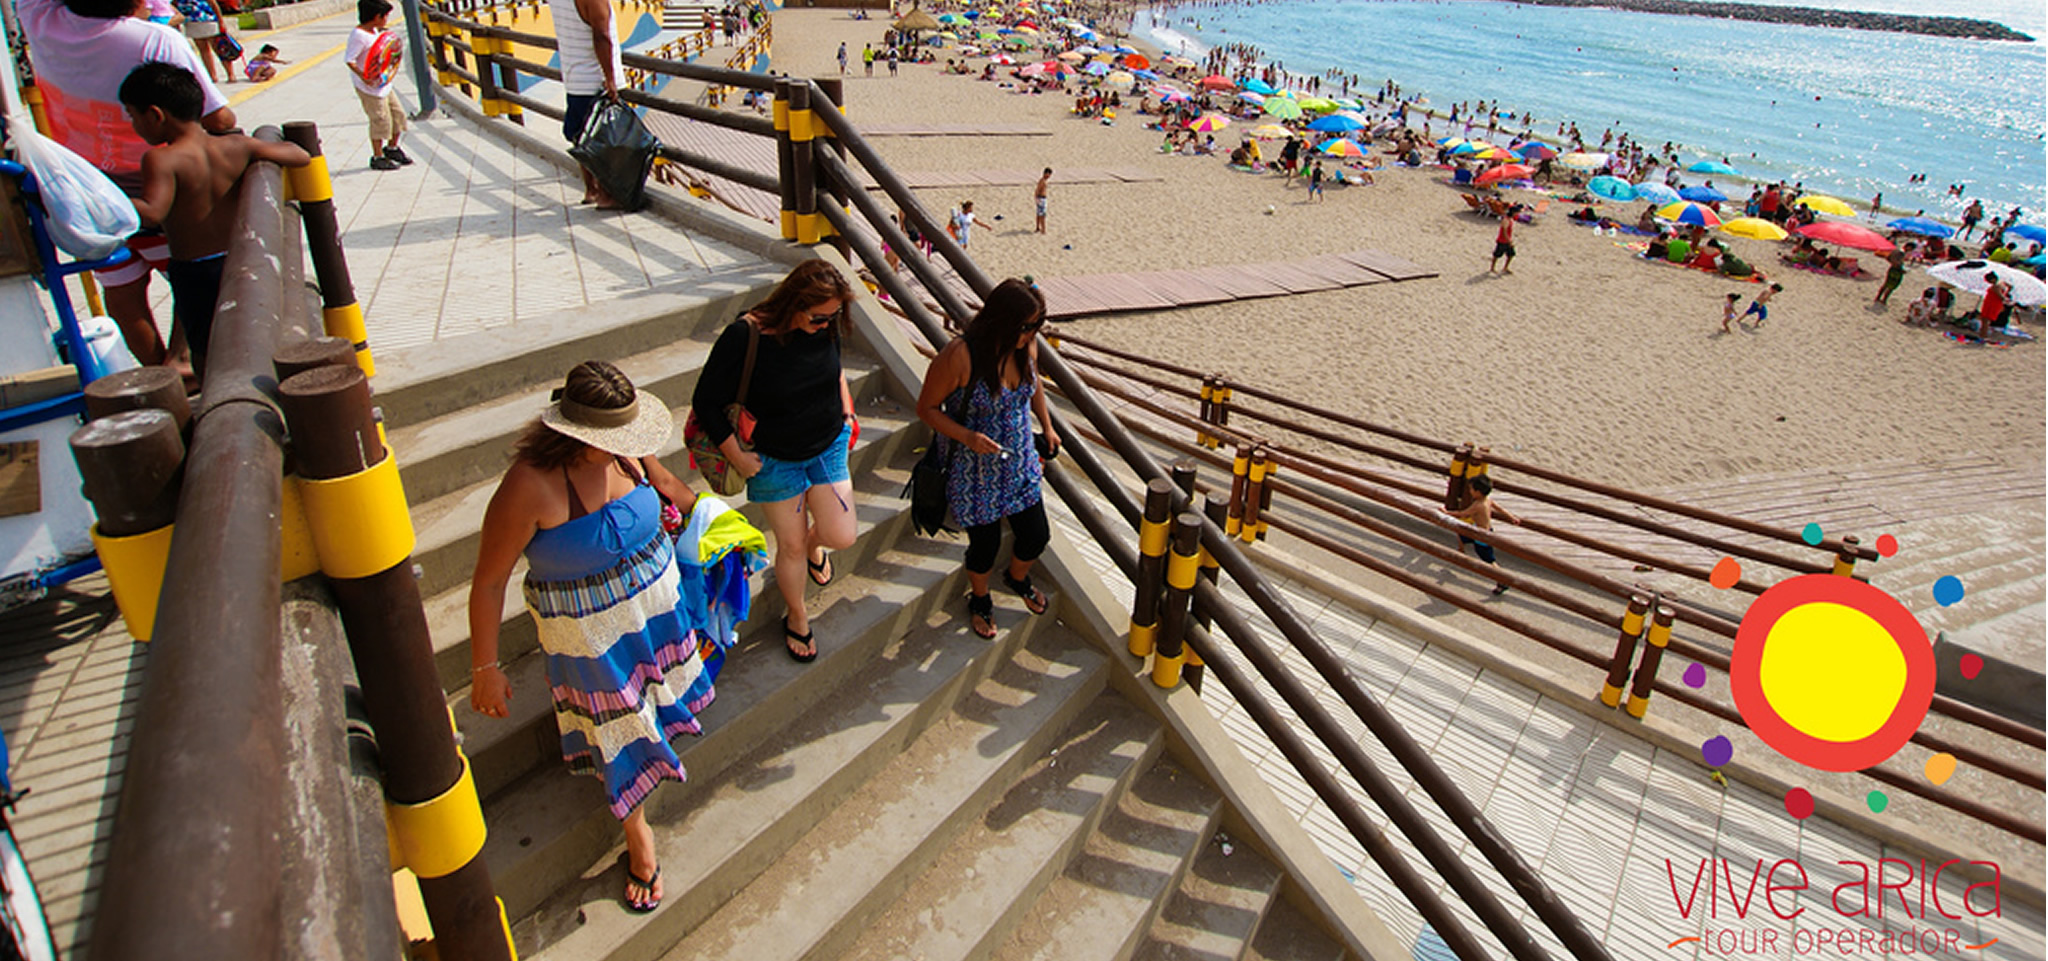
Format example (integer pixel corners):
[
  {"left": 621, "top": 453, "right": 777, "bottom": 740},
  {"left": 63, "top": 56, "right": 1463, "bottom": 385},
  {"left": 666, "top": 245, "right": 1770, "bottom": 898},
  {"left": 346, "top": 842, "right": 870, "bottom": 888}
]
[
  {"left": 1196, "top": 74, "right": 1237, "bottom": 91},
  {"left": 1473, "top": 163, "right": 1535, "bottom": 186},
  {"left": 1795, "top": 221, "right": 1895, "bottom": 253}
]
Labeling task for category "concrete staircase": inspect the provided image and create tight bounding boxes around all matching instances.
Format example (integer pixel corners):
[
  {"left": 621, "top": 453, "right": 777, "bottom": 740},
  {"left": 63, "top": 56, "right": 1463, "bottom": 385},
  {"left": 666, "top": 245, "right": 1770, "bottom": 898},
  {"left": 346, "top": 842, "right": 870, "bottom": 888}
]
[
  {"left": 374, "top": 265, "right": 1370, "bottom": 961},
  {"left": 662, "top": 0, "right": 719, "bottom": 31}
]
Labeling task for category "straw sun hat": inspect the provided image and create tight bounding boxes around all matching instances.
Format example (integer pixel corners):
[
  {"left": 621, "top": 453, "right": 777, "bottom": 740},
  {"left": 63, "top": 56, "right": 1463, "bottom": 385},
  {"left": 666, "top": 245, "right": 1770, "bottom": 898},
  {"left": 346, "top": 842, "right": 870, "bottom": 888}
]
[{"left": 539, "top": 381, "right": 674, "bottom": 459}]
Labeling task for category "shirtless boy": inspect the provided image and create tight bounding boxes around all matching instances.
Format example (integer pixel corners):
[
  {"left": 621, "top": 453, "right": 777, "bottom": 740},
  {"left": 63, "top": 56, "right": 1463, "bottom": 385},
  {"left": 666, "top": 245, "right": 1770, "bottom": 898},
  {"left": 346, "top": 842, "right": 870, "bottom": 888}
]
[
  {"left": 121, "top": 62, "right": 309, "bottom": 376},
  {"left": 1443, "top": 475, "right": 1523, "bottom": 595}
]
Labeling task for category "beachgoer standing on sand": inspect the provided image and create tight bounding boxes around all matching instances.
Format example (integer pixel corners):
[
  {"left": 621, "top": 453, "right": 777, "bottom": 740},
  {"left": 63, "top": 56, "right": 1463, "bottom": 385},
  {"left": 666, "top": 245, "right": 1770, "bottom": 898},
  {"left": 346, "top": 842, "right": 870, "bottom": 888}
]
[
  {"left": 1874, "top": 249, "right": 1906, "bottom": 306},
  {"left": 1742, "top": 284, "right": 1781, "bottom": 328},
  {"left": 836, "top": 42, "right": 847, "bottom": 75},
  {"left": 1960, "top": 199, "right": 1984, "bottom": 240},
  {"left": 1307, "top": 160, "right": 1324, "bottom": 202},
  {"left": 862, "top": 43, "right": 874, "bottom": 76},
  {"left": 1033, "top": 168, "right": 1051, "bottom": 234},
  {"left": 949, "top": 200, "right": 987, "bottom": 248},
  {"left": 1490, "top": 214, "right": 1515, "bottom": 274},
  {"left": 1721, "top": 292, "right": 1740, "bottom": 333},
  {"left": 1443, "top": 476, "right": 1522, "bottom": 596}
]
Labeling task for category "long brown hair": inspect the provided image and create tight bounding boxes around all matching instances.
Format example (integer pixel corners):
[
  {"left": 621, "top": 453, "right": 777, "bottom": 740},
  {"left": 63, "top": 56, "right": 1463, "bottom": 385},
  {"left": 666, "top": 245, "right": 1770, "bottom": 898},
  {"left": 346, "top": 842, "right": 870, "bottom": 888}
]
[
  {"left": 962, "top": 278, "right": 1045, "bottom": 395},
  {"left": 512, "top": 361, "right": 635, "bottom": 470},
  {"left": 747, "top": 259, "right": 855, "bottom": 342}
]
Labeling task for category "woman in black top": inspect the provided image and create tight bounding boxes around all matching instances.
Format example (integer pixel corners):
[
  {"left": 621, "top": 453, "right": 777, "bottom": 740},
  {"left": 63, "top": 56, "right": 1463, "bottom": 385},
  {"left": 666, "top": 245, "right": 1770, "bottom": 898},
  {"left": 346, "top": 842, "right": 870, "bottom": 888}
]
[{"left": 691, "top": 260, "right": 858, "bottom": 663}]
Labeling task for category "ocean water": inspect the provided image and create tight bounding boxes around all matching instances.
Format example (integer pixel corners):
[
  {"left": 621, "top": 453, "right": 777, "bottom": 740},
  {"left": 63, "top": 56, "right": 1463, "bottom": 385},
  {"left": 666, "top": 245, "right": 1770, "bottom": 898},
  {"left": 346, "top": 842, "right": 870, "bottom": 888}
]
[{"left": 1135, "top": 0, "right": 2047, "bottom": 222}]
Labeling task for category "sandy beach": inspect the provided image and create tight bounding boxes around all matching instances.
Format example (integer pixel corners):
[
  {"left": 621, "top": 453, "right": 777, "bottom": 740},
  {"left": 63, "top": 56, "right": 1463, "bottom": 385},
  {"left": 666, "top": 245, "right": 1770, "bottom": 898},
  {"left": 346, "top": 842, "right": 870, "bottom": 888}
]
[{"left": 765, "top": 8, "right": 2044, "bottom": 490}]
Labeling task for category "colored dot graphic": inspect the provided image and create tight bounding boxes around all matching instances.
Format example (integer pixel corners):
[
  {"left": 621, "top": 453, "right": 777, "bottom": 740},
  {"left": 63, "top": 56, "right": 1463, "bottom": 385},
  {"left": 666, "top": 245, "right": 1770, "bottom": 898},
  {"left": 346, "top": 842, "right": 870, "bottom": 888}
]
[
  {"left": 1876, "top": 533, "right": 1899, "bottom": 557},
  {"left": 1730, "top": 574, "right": 1935, "bottom": 773},
  {"left": 1933, "top": 575, "right": 1966, "bottom": 607},
  {"left": 1784, "top": 787, "right": 1815, "bottom": 819},
  {"left": 1800, "top": 523, "right": 1824, "bottom": 546},
  {"left": 1682, "top": 662, "right": 1707, "bottom": 689},
  {"left": 1701, "top": 735, "right": 1733, "bottom": 768},
  {"left": 1960, "top": 653, "right": 1984, "bottom": 680},
  {"left": 1709, "top": 557, "right": 1742, "bottom": 590},
  {"left": 1867, "top": 790, "right": 1889, "bottom": 813},
  {"left": 1925, "top": 752, "right": 1957, "bottom": 786}
]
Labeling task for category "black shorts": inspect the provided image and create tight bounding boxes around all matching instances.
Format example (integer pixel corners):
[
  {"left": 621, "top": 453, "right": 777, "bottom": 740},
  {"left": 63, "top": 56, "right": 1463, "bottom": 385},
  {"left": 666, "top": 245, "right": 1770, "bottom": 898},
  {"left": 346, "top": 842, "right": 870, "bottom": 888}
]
[
  {"left": 168, "top": 254, "right": 227, "bottom": 361},
  {"left": 563, "top": 92, "right": 600, "bottom": 143},
  {"left": 1459, "top": 535, "right": 1497, "bottom": 564},
  {"left": 1493, "top": 241, "right": 1516, "bottom": 258}
]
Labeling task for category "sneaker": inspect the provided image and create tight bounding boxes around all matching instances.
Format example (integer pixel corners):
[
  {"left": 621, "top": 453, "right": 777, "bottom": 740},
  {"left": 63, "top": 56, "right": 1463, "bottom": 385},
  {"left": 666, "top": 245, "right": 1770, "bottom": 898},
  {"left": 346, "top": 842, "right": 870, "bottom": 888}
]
[
  {"left": 383, "top": 146, "right": 414, "bottom": 166},
  {"left": 369, "top": 155, "right": 400, "bottom": 171}
]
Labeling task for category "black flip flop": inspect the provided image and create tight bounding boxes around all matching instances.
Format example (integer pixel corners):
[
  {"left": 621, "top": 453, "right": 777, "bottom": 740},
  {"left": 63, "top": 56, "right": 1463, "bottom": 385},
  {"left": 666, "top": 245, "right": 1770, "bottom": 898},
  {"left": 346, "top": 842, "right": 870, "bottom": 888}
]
[
  {"left": 967, "top": 593, "right": 998, "bottom": 639},
  {"left": 1002, "top": 573, "right": 1049, "bottom": 615},
  {"left": 808, "top": 551, "right": 834, "bottom": 586},
  {"left": 783, "top": 616, "right": 818, "bottom": 663},
  {"left": 625, "top": 864, "right": 661, "bottom": 913}
]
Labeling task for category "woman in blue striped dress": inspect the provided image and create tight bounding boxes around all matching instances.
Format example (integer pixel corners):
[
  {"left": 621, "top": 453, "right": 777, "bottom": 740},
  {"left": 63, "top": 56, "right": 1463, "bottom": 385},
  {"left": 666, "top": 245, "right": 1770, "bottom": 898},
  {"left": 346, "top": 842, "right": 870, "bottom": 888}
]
[{"left": 469, "top": 361, "right": 706, "bottom": 913}]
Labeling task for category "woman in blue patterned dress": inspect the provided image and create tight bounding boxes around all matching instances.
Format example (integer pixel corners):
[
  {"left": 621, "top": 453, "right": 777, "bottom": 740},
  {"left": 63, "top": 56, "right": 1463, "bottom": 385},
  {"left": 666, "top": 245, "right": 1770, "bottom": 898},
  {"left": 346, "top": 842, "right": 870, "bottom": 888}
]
[
  {"left": 915, "top": 279, "right": 1060, "bottom": 638},
  {"left": 469, "top": 361, "right": 708, "bottom": 913}
]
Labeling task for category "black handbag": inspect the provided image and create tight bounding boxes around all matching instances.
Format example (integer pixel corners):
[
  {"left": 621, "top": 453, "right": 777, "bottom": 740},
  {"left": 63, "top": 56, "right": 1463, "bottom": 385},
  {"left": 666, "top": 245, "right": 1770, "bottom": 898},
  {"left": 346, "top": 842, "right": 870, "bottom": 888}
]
[
  {"left": 903, "top": 391, "right": 964, "bottom": 537},
  {"left": 568, "top": 99, "right": 661, "bottom": 212}
]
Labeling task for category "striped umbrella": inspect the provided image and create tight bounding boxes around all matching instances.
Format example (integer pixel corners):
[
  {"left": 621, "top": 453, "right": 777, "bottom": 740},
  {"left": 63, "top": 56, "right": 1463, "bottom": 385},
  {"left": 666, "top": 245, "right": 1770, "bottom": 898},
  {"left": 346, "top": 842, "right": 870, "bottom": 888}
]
[
  {"left": 1658, "top": 201, "right": 1723, "bottom": 227},
  {"left": 1188, "top": 114, "right": 1230, "bottom": 133},
  {"left": 1316, "top": 139, "right": 1367, "bottom": 158}
]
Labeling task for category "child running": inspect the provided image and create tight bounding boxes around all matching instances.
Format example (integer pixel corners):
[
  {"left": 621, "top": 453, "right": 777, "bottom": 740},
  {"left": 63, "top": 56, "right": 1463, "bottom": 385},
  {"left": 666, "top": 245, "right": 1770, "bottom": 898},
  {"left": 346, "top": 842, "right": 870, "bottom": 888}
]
[
  {"left": 120, "top": 62, "right": 309, "bottom": 377},
  {"left": 1742, "top": 283, "right": 1781, "bottom": 328},
  {"left": 1721, "top": 292, "right": 1741, "bottom": 333},
  {"left": 1443, "top": 476, "right": 1523, "bottom": 596}
]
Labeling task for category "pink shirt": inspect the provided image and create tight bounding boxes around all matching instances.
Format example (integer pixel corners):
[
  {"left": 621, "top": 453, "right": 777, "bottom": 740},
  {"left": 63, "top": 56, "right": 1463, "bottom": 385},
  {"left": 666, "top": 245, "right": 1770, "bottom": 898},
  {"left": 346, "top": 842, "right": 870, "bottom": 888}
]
[{"left": 19, "top": 0, "right": 228, "bottom": 191}]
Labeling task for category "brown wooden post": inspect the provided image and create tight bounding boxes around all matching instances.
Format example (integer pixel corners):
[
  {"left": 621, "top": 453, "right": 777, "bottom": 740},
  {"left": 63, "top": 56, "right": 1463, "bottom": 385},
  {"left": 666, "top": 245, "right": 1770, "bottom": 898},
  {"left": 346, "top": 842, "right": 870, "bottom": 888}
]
[
  {"left": 773, "top": 79, "right": 797, "bottom": 240},
  {"left": 282, "top": 122, "right": 376, "bottom": 377},
  {"left": 83, "top": 365, "right": 190, "bottom": 432},
  {"left": 1196, "top": 375, "right": 1214, "bottom": 448},
  {"left": 813, "top": 77, "right": 852, "bottom": 261},
  {"left": 789, "top": 82, "right": 819, "bottom": 245},
  {"left": 1600, "top": 594, "right": 1650, "bottom": 708},
  {"left": 1152, "top": 511, "right": 1202, "bottom": 690},
  {"left": 273, "top": 337, "right": 358, "bottom": 382},
  {"left": 1239, "top": 447, "right": 1267, "bottom": 544},
  {"left": 1626, "top": 605, "right": 1675, "bottom": 719},
  {"left": 1254, "top": 444, "right": 1275, "bottom": 541},
  {"left": 69, "top": 409, "right": 184, "bottom": 642},
  {"left": 276, "top": 365, "right": 513, "bottom": 961},
  {"left": 1129, "top": 479, "right": 1172, "bottom": 658},
  {"left": 1211, "top": 376, "right": 1232, "bottom": 439},
  {"left": 1225, "top": 443, "right": 1250, "bottom": 537},
  {"left": 491, "top": 32, "right": 524, "bottom": 125},
  {"left": 1445, "top": 442, "right": 1473, "bottom": 510},
  {"left": 1832, "top": 534, "right": 1863, "bottom": 577}
]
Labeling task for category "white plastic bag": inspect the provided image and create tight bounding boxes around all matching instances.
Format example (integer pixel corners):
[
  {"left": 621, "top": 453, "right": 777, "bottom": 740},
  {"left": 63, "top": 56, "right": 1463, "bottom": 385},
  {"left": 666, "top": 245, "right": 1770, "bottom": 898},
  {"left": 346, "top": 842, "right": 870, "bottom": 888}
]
[
  {"left": 8, "top": 116, "right": 141, "bottom": 262},
  {"left": 79, "top": 315, "right": 140, "bottom": 375}
]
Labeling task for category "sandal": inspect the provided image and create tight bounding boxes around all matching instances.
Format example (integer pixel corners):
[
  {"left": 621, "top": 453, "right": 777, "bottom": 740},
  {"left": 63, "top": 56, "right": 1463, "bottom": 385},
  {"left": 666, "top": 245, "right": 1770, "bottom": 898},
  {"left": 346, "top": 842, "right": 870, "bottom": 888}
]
[
  {"left": 808, "top": 550, "right": 834, "bottom": 586},
  {"left": 783, "top": 616, "right": 818, "bottom": 663},
  {"left": 624, "top": 863, "right": 662, "bottom": 913},
  {"left": 1002, "top": 573, "right": 1049, "bottom": 615},
  {"left": 967, "top": 593, "right": 998, "bottom": 639}
]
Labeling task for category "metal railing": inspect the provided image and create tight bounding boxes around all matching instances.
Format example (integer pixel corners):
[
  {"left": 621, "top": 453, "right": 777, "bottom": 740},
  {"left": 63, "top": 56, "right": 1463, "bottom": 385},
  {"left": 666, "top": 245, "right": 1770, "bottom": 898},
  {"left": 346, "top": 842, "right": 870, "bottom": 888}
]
[{"left": 421, "top": 13, "right": 1627, "bottom": 958}]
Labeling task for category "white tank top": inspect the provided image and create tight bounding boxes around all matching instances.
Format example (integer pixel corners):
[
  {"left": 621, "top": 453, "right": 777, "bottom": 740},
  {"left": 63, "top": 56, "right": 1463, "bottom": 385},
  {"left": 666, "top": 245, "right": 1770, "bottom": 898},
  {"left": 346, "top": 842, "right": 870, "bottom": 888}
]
[{"left": 549, "top": 0, "right": 623, "bottom": 97}]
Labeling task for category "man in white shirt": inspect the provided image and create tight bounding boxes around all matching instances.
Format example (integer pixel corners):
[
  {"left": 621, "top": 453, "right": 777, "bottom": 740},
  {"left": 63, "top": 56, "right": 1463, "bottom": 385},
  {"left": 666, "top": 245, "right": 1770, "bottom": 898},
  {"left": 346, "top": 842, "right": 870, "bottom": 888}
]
[
  {"left": 20, "top": 0, "right": 233, "bottom": 371},
  {"left": 550, "top": 0, "right": 623, "bottom": 207}
]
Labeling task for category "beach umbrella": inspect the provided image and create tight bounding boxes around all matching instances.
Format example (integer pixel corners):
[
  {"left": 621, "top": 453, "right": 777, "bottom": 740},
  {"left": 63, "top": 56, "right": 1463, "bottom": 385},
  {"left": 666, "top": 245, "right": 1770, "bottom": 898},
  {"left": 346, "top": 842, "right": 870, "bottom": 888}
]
[
  {"left": 1122, "top": 53, "right": 1150, "bottom": 70},
  {"left": 1559, "top": 151, "right": 1610, "bottom": 170},
  {"left": 1474, "top": 163, "right": 1535, "bottom": 186},
  {"left": 1057, "top": 50, "right": 1086, "bottom": 61},
  {"left": 1071, "top": 44, "right": 1099, "bottom": 55},
  {"left": 1633, "top": 182, "right": 1681, "bottom": 206},
  {"left": 1447, "top": 141, "right": 1487, "bottom": 155},
  {"left": 1886, "top": 216, "right": 1954, "bottom": 238},
  {"left": 1236, "top": 91, "right": 1266, "bottom": 105},
  {"left": 894, "top": 8, "right": 940, "bottom": 31},
  {"left": 1316, "top": 139, "right": 1366, "bottom": 158},
  {"left": 1297, "top": 97, "right": 1339, "bottom": 113},
  {"left": 1130, "top": 68, "right": 1159, "bottom": 80},
  {"left": 1164, "top": 55, "right": 1196, "bottom": 68},
  {"left": 938, "top": 13, "right": 962, "bottom": 23},
  {"left": 1262, "top": 99, "right": 1303, "bottom": 120},
  {"left": 2021, "top": 253, "right": 2046, "bottom": 268},
  {"left": 1197, "top": 74, "right": 1236, "bottom": 91},
  {"left": 1466, "top": 145, "right": 1514, "bottom": 161},
  {"left": 1248, "top": 124, "right": 1292, "bottom": 139},
  {"left": 1110, "top": 44, "right": 1138, "bottom": 54},
  {"left": 1794, "top": 220, "right": 1894, "bottom": 252},
  {"left": 1688, "top": 160, "right": 1741, "bottom": 176},
  {"left": 1242, "top": 77, "right": 1278, "bottom": 95},
  {"left": 1679, "top": 185, "right": 1727, "bottom": 204},
  {"left": 1926, "top": 260, "right": 2046, "bottom": 306},
  {"left": 938, "top": 31, "right": 958, "bottom": 40},
  {"left": 1657, "top": 201, "right": 1723, "bottom": 227},
  {"left": 2004, "top": 224, "right": 2046, "bottom": 244},
  {"left": 1189, "top": 114, "right": 1230, "bottom": 132},
  {"left": 1719, "top": 217, "right": 1789, "bottom": 241},
  {"left": 1331, "top": 97, "right": 1364, "bottom": 111},
  {"left": 1513, "top": 142, "right": 1558, "bottom": 161},
  {"left": 1435, "top": 136, "right": 1468, "bottom": 147},
  {"left": 1105, "top": 70, "right": 1134, "bottom": 85},
  {"left": 1793, "top": 194, "right": 1856, "bottom": 217},
  {"left": 1305, "top": 113, "right": 1366, "bottom": 133},
  {"left": 1587, "top": 176, "right": 1637, "bottom": 202},
  {"left": 990, "top": 53, "right": 1016, "bottom": 64}
]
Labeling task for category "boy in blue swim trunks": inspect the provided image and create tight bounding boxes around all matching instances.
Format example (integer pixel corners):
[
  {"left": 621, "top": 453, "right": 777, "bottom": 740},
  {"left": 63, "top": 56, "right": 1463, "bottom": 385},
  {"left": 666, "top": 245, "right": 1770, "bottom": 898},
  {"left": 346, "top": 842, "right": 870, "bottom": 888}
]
[
  {"left": 1444, "top": 475, "right": 1523, "bottom": 595},
  {"left": 121, "top": 62, "right": 308, "bottom": 378},
  {"left": 1743, "top": 283, "right": 1781, "bottom": 328}
]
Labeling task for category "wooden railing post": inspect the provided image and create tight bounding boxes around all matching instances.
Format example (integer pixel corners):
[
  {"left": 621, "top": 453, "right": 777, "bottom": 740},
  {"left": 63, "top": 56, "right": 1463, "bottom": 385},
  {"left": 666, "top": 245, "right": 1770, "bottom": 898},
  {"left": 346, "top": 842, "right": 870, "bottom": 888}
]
[
  {"left": 1600, "top": 594, "right": 1650, "bottom": 708},
  {"left": 1129, "top": 479, "right": 1172, "bottom": 658}
]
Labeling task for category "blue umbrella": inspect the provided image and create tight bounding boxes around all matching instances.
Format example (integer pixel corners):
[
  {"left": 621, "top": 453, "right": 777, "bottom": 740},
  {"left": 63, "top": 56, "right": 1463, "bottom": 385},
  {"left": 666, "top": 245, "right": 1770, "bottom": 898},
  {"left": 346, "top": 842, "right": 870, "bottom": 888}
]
[
  {"left": 1083, "top": 60, "right": 1109, "bottom": 76},
  {"left": 1634, "top": 182, "right": 1681, "bottom": 206},
  {"left": 1679, "top": 185, "right": 1726, "bottom": 204},
  {"left": 1305, "top": 113, "right": 1366, "bottom": 132},
  {"left": 1588, "top": 176, "right": 1637, "bottom": 202},
  {"left": 2005, "top": 224, "right": 2047, "bottom": 244},
  {"left": 1131, "top": 68, "right": 1160, "bottom": 80},
  {"left": 2022, "top": 253, "right": 2045, "bottom": 268},
  {"left": 1513, "top": 141, "right": 1558, "bottom": 161},
  {"left": 1688, "top": 160, "right": 1740, "bottom": 176},
  {"left": 1886, "top": 216, "right": 1954, "bottom": 238},
  {"left": 1241, "top": 77, "right": 1278, "bottom": 95}
]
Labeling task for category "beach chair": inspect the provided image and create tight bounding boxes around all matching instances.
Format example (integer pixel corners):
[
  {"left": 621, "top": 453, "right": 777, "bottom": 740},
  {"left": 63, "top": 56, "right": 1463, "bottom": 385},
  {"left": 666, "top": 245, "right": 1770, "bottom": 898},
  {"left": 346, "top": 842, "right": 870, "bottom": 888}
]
[
  {"left": 1460, "top": 193, "right": 1486, "bottom": 213},
  {"left": 1451, "top": 167, "right": 1474, "bottom": 186},
  {"left": 1484, "top": 196, "right": 1511, "bottom": 219}
]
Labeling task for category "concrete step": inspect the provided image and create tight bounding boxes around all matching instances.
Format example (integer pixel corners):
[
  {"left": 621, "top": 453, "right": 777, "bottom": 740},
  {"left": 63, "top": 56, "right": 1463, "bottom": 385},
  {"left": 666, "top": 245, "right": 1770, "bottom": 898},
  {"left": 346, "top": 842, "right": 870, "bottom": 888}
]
[
  {"left": 418, "top": 410, "right": 924, "bottom": 699},
  {"left": 1244, "top": 899, "right": 1349, "bottom": 961},
  {"left": 645, "top": 627, "right": 1110, "bottom": 961},
  {"left": 1135, "top": 837, "right": 1286, "bottom": 961},
  {"left": 989, "top": 758, "right": 1225, "bottom": 961},
  {"left": 372, "top": 264, "right": 780, "bottom": 431},
  {"left": 403, "top": 362, "right": 902, "bottom": 602},
  {"left": 837, "top": 697, "right": 1172, "bottom": 961},
  {"left": 494, "top": 554, "right": 1061, "bottom": 934}
]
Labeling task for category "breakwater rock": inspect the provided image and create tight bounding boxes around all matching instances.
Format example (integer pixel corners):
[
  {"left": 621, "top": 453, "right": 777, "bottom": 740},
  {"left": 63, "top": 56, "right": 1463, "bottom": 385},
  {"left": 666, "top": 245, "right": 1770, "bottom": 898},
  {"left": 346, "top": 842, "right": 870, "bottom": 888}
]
[{"left": 1497, "top": 0, "right": 2033, "bottom": 42}]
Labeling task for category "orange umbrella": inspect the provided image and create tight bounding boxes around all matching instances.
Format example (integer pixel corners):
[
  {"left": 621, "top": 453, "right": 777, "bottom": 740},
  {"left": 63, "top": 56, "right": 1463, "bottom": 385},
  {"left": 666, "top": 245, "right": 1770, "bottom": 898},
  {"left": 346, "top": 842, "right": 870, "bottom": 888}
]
[
  {"left": 1473, "top": 163, "right": 1535, "bottom": 186},
  {"left": 1121, "top": 53, "right": 1150, "bottom": 70},
  {"left": 1196, "top": 74, "right": 1236, "bottom": 91}
]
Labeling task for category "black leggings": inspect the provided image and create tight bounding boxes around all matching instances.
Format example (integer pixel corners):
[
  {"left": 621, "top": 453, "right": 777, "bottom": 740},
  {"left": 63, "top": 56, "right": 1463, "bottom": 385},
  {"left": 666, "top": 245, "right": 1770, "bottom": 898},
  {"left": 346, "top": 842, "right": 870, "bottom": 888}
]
[{"left": 964, "top": 500, "right": 1050, "bottom": 576}]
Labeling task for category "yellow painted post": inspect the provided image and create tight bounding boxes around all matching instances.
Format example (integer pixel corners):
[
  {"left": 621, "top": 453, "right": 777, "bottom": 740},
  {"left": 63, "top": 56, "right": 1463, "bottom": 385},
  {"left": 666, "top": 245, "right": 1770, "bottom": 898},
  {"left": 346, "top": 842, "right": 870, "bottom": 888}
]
[
  {"left": 1129, "top": 480, "right": 1172, "bottom": 658},
  {"left": 283, "top": 123, "right": 377, "bottom": 378},
  {"left": 69, "top": 407, "right": 184, "bottom": 642},
  {"left": 1444, "top": 443, "right": 1472, "bottom": 511},
  {"left": 1600, "top": 594, "right": 1650, "bottom": 708},
  {"left": 789, "top": 82, "right": 820, "bottom": 245},
  {"left": 1254, "top": 446, "right": 1274, "bottom": 541},
  {"left": 1212, "top": 380, "right": 1232, "bottom": 444},
  {"left": 1152, "top": 513, "right": 1202, "bottom": 690},
  {"left": 1831, "top": 534, "right": 1862, "bottom": 577},
  {"left": 1196, "top": 377, "right": 1214, "bottom": 449},
  {"left": 1225, "top": 444, "right": 1250, "bottom": 536},
  {"left": 1626, "top": 606, "right": 1674, "bottom": 719},
  {"left": 773, "top": 81, "right": 797, "bottom": 241},
  {"left": 1239, "top": 448, "right": 1267, "bottom": 544}
]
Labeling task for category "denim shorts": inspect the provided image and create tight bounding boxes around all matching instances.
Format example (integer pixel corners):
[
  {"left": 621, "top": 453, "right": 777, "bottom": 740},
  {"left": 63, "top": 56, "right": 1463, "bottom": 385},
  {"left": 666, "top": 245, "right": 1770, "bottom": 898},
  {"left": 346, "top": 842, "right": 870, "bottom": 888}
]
[{"left": 748, "top": 421, "right": 852, "bottom": 504}]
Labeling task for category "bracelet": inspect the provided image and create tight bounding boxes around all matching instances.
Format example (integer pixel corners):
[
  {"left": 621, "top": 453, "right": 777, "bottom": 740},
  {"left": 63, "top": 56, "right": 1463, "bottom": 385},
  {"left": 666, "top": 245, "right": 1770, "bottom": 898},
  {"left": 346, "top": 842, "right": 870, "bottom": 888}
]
[{"left": 472, "top": 661, "right": 500, "bottom": 673}]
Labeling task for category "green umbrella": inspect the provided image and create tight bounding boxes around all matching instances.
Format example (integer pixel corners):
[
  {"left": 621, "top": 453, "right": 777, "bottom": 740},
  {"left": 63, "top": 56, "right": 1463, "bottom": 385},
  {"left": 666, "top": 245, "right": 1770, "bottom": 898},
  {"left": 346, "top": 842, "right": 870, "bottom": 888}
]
[{"left": 1262, "top": 98, "right": 1303, "bottom": 120}]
